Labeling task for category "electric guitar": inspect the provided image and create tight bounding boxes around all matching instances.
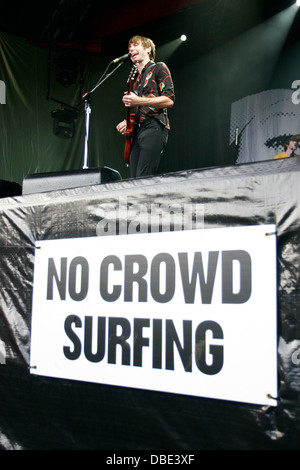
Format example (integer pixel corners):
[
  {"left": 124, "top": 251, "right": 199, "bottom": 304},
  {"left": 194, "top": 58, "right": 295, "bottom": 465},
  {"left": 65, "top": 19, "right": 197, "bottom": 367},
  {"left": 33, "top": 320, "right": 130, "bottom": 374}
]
[{"left": 124, "top": 65, "right": 138, "bottom": 166}]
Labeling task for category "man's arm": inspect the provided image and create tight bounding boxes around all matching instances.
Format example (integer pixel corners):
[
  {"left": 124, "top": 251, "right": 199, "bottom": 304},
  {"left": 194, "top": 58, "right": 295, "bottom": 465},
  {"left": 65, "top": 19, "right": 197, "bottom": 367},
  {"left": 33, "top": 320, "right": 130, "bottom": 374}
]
[{"left": 122, "top": 92, "right": 174, "bottom": 109}]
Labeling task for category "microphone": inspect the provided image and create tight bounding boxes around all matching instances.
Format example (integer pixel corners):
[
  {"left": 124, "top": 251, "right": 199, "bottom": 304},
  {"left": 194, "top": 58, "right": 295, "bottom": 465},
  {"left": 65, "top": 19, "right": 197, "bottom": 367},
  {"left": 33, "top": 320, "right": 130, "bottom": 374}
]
[{"left": 112, "top": 52, "right": 131, "bottom": 63}]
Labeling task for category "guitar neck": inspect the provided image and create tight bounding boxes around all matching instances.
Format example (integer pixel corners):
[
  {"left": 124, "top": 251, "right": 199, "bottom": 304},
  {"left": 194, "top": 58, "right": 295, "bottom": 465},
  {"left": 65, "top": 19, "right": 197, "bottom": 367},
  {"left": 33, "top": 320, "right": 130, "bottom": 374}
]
[
  {"left": 126, "top": 81, "right": 132, "bottom": 125},
  {"left": 126, "top": 65, "right": 137, "bottom": 126}
]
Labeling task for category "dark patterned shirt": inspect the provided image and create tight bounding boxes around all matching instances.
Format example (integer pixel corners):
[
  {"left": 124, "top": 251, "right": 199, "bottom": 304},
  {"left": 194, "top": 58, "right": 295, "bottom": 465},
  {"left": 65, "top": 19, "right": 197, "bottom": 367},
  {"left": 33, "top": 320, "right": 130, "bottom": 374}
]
[{"left": 132, "top": 61, "right": 175, "bottom": 129}]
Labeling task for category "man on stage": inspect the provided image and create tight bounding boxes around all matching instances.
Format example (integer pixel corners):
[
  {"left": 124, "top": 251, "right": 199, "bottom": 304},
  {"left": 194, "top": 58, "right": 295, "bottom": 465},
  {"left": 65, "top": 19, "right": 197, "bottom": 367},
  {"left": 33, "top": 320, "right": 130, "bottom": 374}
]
[{"left": 116, "top": 35, "right": 175, "bottom": 178}]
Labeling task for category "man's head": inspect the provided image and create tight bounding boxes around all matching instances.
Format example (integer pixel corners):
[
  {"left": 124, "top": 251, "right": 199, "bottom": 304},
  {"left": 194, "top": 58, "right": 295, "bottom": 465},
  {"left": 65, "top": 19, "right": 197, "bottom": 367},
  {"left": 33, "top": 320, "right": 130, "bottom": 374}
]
[
  {"left": 285, "top": 134, "right": 300, "bottom": 151},
  {"left": 128, "top": 35, "right": 156, "bottom": 61}
]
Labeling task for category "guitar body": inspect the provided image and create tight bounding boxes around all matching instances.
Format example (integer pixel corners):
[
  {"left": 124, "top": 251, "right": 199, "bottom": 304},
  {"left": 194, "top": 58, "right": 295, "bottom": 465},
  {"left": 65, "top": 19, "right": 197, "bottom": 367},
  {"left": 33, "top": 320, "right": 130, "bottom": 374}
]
[
  {"left": 124, "top": 65, "right": 137, "bottom": 166},
  {"left": 124, "top": 112, "right": 135, "bottom": 166}
]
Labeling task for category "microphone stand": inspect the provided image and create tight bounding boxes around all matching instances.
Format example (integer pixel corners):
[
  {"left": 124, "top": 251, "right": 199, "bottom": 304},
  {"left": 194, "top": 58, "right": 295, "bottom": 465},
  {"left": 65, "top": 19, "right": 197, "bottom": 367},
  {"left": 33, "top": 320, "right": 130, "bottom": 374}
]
[
  {"left": 80, "top": 61, "right": 124, "bottom": 170},
  {"left": 82, "top": 96, "right": 91, "bottom": 169}
]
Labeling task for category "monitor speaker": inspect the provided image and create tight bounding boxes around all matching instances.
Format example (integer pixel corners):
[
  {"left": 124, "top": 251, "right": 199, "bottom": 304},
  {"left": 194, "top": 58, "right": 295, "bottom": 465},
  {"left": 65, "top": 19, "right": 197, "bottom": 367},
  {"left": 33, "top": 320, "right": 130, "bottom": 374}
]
[
  {"left": 22, "top": 167, "right": 121, "bottom": 195},
  {"left": 0, "top": 180, "right": 22, "bottom": 198}
]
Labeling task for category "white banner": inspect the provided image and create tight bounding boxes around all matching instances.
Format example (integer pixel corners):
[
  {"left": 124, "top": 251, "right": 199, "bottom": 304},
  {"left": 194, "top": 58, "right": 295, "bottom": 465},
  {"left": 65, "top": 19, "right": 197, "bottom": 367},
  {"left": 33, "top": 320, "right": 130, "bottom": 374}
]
[
  {"left": 30, "top": 225, "right": 278, "bottom": 406},
  {"left": 230, "top": 89, "right": 300, "bottom": 164}
]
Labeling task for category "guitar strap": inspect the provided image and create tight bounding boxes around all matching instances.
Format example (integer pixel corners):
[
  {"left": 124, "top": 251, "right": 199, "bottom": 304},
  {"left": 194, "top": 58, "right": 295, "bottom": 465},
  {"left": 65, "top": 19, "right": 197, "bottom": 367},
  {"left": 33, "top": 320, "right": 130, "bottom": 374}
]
[{"left": 134, "top": 62, "right": 156, "bottom": 123}]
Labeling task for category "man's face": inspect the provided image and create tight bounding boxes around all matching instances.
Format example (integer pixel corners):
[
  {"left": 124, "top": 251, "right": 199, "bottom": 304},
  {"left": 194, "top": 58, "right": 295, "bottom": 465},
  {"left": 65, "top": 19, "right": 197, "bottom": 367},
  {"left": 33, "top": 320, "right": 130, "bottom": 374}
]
[
  {"left": 288, "top": 140, "right": 298, "bottom": 151},
  {"left": 129, "top": 41, "right": 151, "bottom": 64}
]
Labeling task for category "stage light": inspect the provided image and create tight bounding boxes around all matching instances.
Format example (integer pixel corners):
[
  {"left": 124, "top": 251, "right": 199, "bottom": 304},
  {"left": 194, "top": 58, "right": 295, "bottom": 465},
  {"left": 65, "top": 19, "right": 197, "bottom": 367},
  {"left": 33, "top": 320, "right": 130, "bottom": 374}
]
[
  {"left": 51, "top": 107, "right": 79, "bottom": 139},
  {"left": 297, "top": 0, "right": 300, "bottom": 6},
  {"left": 157, "top": 35, "right": 187, "bottom": 61},
  {"left": 54, "top": 54, "right": 79, "bottom": 87}
]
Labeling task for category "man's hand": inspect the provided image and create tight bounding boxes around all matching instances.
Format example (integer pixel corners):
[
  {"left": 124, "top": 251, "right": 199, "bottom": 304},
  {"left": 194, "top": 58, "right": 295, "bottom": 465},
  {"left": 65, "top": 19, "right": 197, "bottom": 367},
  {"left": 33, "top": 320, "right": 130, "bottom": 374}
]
[
  {"left": 116, "top": 119, "right": 127, "bottom": 135},
  {"left": 122, "top": 92, "right": 139, "bottom": 107}
]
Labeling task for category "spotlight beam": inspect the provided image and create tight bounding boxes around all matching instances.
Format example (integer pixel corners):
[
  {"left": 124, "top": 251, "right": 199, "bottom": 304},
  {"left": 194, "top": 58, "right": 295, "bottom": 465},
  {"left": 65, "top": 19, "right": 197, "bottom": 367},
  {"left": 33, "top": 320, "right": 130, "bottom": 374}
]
[{"left": 157, "top": 36, "right": 187, "bottom": 61}]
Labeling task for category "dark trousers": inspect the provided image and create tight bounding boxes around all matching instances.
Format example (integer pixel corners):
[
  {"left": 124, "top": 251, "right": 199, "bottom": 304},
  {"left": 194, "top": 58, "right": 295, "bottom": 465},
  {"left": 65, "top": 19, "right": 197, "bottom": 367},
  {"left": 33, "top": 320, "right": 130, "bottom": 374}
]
[{"left": 130, "top": 119, "right": 168, "bottom": 178}]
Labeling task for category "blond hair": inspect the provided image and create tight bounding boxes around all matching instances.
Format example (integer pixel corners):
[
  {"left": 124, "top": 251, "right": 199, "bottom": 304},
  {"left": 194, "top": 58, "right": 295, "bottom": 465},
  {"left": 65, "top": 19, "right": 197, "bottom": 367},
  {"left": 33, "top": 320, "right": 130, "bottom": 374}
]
[{"left": 128, "top": 35, "right": 156, "bottom": 61}]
